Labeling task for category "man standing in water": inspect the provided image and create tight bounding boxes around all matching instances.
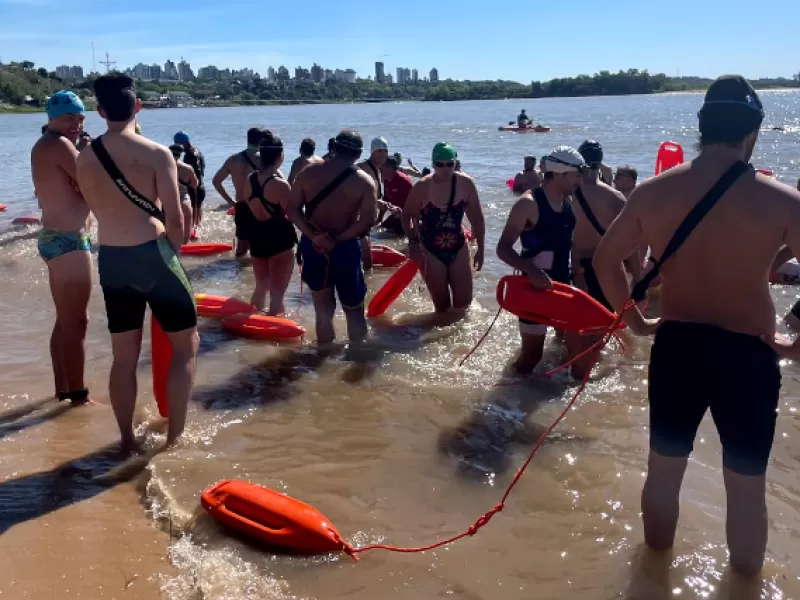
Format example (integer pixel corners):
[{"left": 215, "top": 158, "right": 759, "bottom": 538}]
[
  {"left": 512, "top": 156, "right": 542, "bottom": 194},
  {"left": 288, "top": 130, "right": 377, "bottom": 345},
  {"left": 357, "top": 136, "right": 389, "bottom": 269},
  {"left": 31, "top": 90, "right": 94, "bottom": 404},
  {"left": 76, "top": 73, "right": 198, "bottom": 452},
  {"left": 288, "top": 138, "right": 323, "bottom": 184},
  {"left": 496, "top": 146, "right": 585, "bottom": 376},
  {"left": 212, "top": 127, "right": 265, "bottom": 257},
  {"left": 594, "top": 75, "right": 800, "bottom": 576}
]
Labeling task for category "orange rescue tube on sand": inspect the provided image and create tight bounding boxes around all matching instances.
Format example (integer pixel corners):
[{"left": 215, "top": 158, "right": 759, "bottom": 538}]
[
  {"left": 151, "top": 317, "right": 171, "bottom": 418},
  {"left": 201, "top": 479, "right": 345, "bottom": 555},
  {"left": 654, "top": 141, "right": 684, "bottom": 175},
  {"left": 221, "top": 313, "right": 305, "bottom": 341},
  {"left": 497, "top": 275, "right": 626, "bottom": 333},
  {"left": 367, "top": 259, "right": 420, "bottom": 318},
  {"left": 11, "top": 216, "right": 40, "bottom": 226},
  {"left": 371, "top": 244, "right": 407, "bottom": 267},
  {"left": 180, "top": 242, "right": 234, "bottom": 256},
  {"left": 196, "top": 294, "right": 256, "bottom": 319}
]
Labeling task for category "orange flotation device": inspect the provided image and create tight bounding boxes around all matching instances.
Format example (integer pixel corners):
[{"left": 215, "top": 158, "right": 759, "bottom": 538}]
[
  {"left": 654, "top": 141, "right": 684, "bottom": 175},
  {"left": 371, "top": 244, "right": 407, "bottom": 267},
  {"left": 226, "top": 206, "right": 235, "bottom": 215},
  {"left": 201, "top": 480, "right": 344, "bottom": 554},
  {"left": 150, "top": 317, "right": 171, "bottom": 418},
  {"left": 196, "top": 294, "right": 256, "bottom": 319},
  {"left": 180, "top": 242, "right": 234, "bottom": 256},
  {"left": 0, "top": 204, "right": 7, "bottom": 212},
  {"left": 497, "top": 275, "right": 625, "bottom": 334},
  {"left": 11, "top": 216, "right": 40, "bottom": 226},
  {"left": 367, "top": 259, "right": 419, "bottom": 318},
  {"left": 221, "top": 313, "right": 305, "bottom": 340}
]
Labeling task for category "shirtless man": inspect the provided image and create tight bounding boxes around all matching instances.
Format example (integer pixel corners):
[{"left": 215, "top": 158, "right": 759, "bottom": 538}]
[
  {"left": 287, "top": 130, "right": 377, "bottom": 344},
  {"left": 496, "top": 146, "right": 586, "bottom": 376},
  {"left": 512, "top": 156, "right": 542, "bottom": 194},
  {"left": 357, "top": 136, "right": 389, "bottom": 269},
  {"left": 30, "top": 90, "right": 93, "bottom": 404},
  {"left": 212, "top": 127, "right": 265, "bottom": 257},
  {"left": 76, "top": 73, "right": 198, "bottom": 452},
  {"left": 169, "top": 143, "right": 199, "bottom": 243},
  {"left": 288, "top": 138, "right": 323, "bottom": 184},
  {"left": 593, "top": 75, "right": 800, "bottom": 576},
  {"left": 614, "top": 164, "right": 638, "bottom": 198}
]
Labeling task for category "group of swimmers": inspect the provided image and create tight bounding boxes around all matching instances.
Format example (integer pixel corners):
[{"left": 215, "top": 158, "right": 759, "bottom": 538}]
[{"left": 27, "top": 71, "right": 800, "bottom": 578}]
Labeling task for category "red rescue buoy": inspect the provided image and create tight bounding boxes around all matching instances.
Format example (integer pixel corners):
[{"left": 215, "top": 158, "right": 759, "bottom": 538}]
[
  {"left": 506, "top": 178, "right": 514, "bottom": 189},
  {"left": 201, "top": 480, "right": 345, "bottom": 555},
  {"left": 222, "top": 313, "right": 305, "bottom": 341},
  {"left": 196, "top": 294, "right": 256, "bottom": 319},
  {"left": 497, "top": 275, "right": 625, "bottom": 333},
  {"left": 180, "top": 242, "right": 234, "bottom": 256},
  {"left": 151, "top": 317, "right": 171, "bottom": 417},
  {"left": 226, "top": 206, "right": 235, "bottom": 215},
  {"left": 654, "top": 141, "right": 684, "bottom": 175},
  {"left": 367, "top": 259, "right": 419, "bottom": 318},
  {"left": 371, "top": 244, "right": 407, "bottom": 267},
  {"left": 0, "top": 204, "right": 7, "bottom": 212},
  {"left": 11, "top": 216, "right": 40, "bottom": 226}
]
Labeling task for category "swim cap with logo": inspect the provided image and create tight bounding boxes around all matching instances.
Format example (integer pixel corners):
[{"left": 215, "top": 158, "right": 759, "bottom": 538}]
[
  {"left": 699, "top": 74, "right": 763, "bottom": 117},
  {"left": 173, "top": 130, "right": 190, "bottom": 145},
  {"left": 542, "top": 146, "right": 585, "bottom": 173},
  {"left": 577, "top": 140, "right": 604, "bottom": 168},
  {"left": 46, "top": 91, "right": 85, "bottom": 119},
  {"left": 432, "top": 142, "right": 457, "bottom": 163},
  {"left": 698, "top": 75, "right": 763, "bottom": 141}
]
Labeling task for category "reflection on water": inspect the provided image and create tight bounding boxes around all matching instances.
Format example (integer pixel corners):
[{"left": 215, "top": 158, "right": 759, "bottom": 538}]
[{"left": 0, "top": 94, "right": 799, "bottom": 599}]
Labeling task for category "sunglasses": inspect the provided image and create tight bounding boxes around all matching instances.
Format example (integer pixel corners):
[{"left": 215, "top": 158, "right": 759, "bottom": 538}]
[{"left": 434, "top": 161, "right": 455, "bottom": 168}]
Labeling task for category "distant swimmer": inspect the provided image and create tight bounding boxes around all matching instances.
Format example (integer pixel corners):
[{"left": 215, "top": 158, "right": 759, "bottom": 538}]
[
  {"left": 613, "top": 164, "right": 638, "bottom": 198},
  {"left": 593, "top": 75, "right": 800, "bottom": 576},
  {"left": 496, "top": 146, "right": 585, "bottom": 376},
  {"left": 517, "top": 109, "right": 531, "bottom": 128},
  {"left": 358, "top": 136, "right": 390, "bottom": 270},
  {"left": 169, "top": 143, "right": 198, "bottom": 243},
  {"left": 212, "top": 127, "right": 266, "bottom": 257},
  {"left": 31, "top": 90, "right": 94, "bottom": 404},
  {"left": 403, "top": 142, "right": 486, "bottom": 315},
  {"left": 173, "top": 130, "right": 206, "bottom": 235},
  {"left": 288, "top": 137, "right": 323, "bottom": 184},
  {"left": 512, "top": 155, "right": 542, "bottom": 193},
  {"left": 378, "top": 157, "right": 413, "bottom": 235},
  {"left": 393, "top": 152, "right": 423, "bottom": 178},
  {"left": 76, "top": 73, "right": 198, "bottom": 452},
  {"left": 288, "top": 130, "right": 377, "bottom": 344},
  {"left": 242, "top": 132, "right": 298, "bottom": 314}
]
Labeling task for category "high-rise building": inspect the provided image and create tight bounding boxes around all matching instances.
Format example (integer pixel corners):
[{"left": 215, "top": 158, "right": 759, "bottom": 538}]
[
  {"left": 385, "top": 73, "right": 393, "bottom": 85},
  {"left": 375, "top": 61, "right": 385, "bottom": 83},
  {"left": 429, "top": 68, "right": 439, "bottom": 83},
  {"left": 198, "top": 66, "right": 220, "bottom": 79},
  {"left": 396, "top": 67, "right": 411, "bottom": 85},
  {"left": 267, "top": 66, "right": 276, "bottom": 82},
  {"left": 343, "top": 69, "right": 357, "bottom": 83},
  {"left": 311, "top": 63, "right": 324, "bottom": 83},
  {"left": 163, "top": 59, "right": 179, "bottom": 80},
  {"left": 178, "top": 59, "right": 194, "bottom": 81},
  {"left": 55, "top": 65, "right": 84, "bottom": 78},
  {"left": 411, "top": 69, "right": 419, "bottom": 84}
]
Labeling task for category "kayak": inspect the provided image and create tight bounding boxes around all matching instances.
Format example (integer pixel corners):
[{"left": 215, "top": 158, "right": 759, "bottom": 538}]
[{"left": 498, "top": 125, "right": 551, "bottom": 133}]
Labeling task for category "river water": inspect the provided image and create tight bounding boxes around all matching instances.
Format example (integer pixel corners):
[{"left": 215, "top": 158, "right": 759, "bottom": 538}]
[{"left": 1, "top": 94, "right": 799, "bottom": 600}]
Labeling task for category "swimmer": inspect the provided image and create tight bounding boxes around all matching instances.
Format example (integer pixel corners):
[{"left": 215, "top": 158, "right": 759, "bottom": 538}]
[
  {"left": 613, "top": 164, "right": 638, "bottom": 199},
  {"left": 403, "top": 142, "right": 486, "bottom": 315},
  {"left": 242, "top": 132, "right": 297, "bottom": 314},
  {"left": 31, "top": 90, "right": 94, "bottom": 405},
  {"left": 593, "top": 75, "right": 800, "bottom": 576},
  {"left": 212, "top": 127, "right": 266, "bottom": 257},
  {"left": 174, "top": 131, "right": 206, "bottom": 235},
  {"left": 358, "top": 136, "right": 390, "bottom": 270},
  {"left": 76, "top": 73, "right": 198, "bottom": 452},
  {"left": 323, "top": 137, "right": 336, "bottom": 160},
  {"left": 393, "top": 152, "right": 423, "bottom": 178},
  {"left": 76, "top": 131, "right": 92, "bottom": 151},
  {"left": 512, "top": 155, "right": 542, "bottom": 194},
  {"left": 496, "top": 146, "right": 585, "bottom": 376},
  {"left": 288, "top": 138, "right": 323, "bottom": 184},
  {"left": 287, "top": 130, "right": 377, "bottom": 345},
  {"left": 169, "top": 143, "right": 198, "bottom": 243},
  {"left": 378, "top": 157, "right": 413, "bottom": 235}
]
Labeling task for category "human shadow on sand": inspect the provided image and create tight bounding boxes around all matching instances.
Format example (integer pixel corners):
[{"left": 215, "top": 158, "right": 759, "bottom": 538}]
[
  {"left": 0, "top": 441, "right": 156, "bottom": 535},
  {"left": 0, "top": 396, "right": 76, "bottom": 440}
]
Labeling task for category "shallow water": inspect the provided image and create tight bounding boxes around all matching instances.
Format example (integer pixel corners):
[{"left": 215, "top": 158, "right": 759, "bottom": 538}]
[{"left": 1, "top": 94, "right": 800, "bottom": 599}]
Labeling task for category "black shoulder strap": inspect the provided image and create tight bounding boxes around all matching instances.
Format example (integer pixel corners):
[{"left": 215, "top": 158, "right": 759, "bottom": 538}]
[
  {"left": 631, "top": 161, "right": 749, "bottom": 301},
  {"left": 91, "top": 136, "right": 164, "bottom": 222},
  {"left": 251, "top": 173, "right": 281, "bottom": 217},
  {"left": 241, "top": 150, "right": 258, "bottom": 171},
  {"left": 575, "top": 188, "right": 606, "bottom": 236},
  {"left": 304, "top": 166, "right": 357, "bottom": 220}
]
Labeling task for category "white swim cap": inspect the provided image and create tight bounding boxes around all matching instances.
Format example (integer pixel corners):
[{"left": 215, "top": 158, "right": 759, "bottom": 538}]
[
  {"left": 542, "top": 146, "right": 585, "bottom": 173},
  {"left": 370, "top": 136, "right": 388, "bottom": 153}
]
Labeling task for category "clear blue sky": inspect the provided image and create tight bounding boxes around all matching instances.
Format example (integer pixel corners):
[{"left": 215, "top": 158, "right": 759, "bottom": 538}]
[{"left": 1, "top": 0, "right": 798, "bottom": 81}]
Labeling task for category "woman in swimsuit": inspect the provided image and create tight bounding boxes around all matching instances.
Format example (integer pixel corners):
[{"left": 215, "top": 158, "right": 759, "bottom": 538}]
[
  {"left": 242, "top": 132, "right": 298, "bottom": 314},
  {"left": 402, "top": 142, "right": 485, "bottom": 314}
]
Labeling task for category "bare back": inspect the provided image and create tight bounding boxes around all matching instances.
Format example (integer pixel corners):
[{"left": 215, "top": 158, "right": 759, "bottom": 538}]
[
  {"left": 294, "top": 160, "right": 377, "bottom": 237},
  {"left": 635, "top": 161, "right": 800, "bottom": 335},
  {"left": 31, "top": 133, "right": 90, "bottom": 232},
  {"left": 289, "top": 155, "right": 322, "bottom": 184},
  {"left": 573, "top": 180, "right": 626, "bottom": 259},
  {"left": 221, "top": 152, "right": 259, "bottom": 203},
  {"left": 76, "top": 132, "right": 178, "bottom": 246}
]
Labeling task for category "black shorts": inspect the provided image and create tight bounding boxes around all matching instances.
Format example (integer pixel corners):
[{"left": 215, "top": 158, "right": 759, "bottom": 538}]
[
  {"left": 579, "top": 257, "right": 611, "bottom": 311},
  {"left": 648, "top": 320, "right": 781, "bottom": 475},
  {"left": 189, "top": 185, "right": 206, "bottom": 210},
  {"left": 98, "top": 237, "right": 197, "bottom": 334},
  {"left": 234, "top": 201, "right": 256, "bottom": 241}
]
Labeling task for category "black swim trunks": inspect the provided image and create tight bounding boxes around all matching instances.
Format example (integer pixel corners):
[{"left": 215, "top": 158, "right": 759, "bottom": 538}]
[
  {"left": 189, "top": 184, "right": 206, "bottom": 210},
  {"left": 648, "top": 320, "right": 781, "bottom": 476},
  {"left": 234, "top": 200, "right": 257, "bottom": 241},
  {"left": 98, "top": 237, "right": 197, "bottom": 334},
  {"left": 578, "top": 257, "right": 611, "bottom": 311}
]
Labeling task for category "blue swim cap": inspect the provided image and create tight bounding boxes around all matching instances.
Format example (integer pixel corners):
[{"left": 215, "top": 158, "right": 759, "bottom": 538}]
[
  {"left": 46, "top": 90, "right": 85, "bottom": 119},
  {"left": 174, "top": 131, "right": 190, "bottom": 145}
]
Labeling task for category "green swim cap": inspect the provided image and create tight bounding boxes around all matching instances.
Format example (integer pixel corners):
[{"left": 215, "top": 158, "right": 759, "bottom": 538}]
[{"left": 432, "top": 142, "right": 457, "bottom": 163}]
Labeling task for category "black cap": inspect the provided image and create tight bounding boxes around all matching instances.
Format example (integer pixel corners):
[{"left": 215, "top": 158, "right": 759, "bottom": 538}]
[
  {"left": 578, "top": 139, "right": 603, "bottom": 166},
  {"left": 700, "top": 75, "right": 763, "bottom": 116},
  {"left": 334, "top": 129, "right": 363, "bottom": 152}
]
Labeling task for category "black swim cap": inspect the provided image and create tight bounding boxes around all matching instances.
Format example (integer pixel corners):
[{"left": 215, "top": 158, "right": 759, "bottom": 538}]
[
  {"left": 698, "top": 75, "right": 764, "bottom": 144},
  {"left": 578, "top": 139, "right": 603, "bottom": 167},
  {"left": 333, "top": 129, "right": 363, "bottom": 153}
]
